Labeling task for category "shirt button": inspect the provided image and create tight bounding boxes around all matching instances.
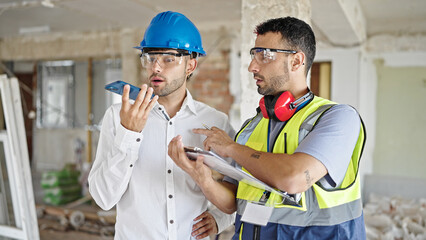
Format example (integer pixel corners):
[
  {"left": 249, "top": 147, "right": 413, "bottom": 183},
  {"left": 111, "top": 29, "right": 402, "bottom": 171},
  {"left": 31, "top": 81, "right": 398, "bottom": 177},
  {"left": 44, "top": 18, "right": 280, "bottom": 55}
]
[
  {"left": 168, "top": 194, "right": 173, "bottom": 199},
  {"left": 169, "top": 122, "right": 172, "bottom": 125},
  {"left": 170, "top": 220, "right": 174, "bottom": 224},
  {"left": 159, "top": 107, "right": 162, "bottom": 110},
  {"left": 136, "top": 138, "right": 141, "bottom": 142},
  {"left": 130, "top": 164, "right": 133, "bottom": 167},
  {"left": 167, "top": 169, "right": 171, "bottom": 174}
]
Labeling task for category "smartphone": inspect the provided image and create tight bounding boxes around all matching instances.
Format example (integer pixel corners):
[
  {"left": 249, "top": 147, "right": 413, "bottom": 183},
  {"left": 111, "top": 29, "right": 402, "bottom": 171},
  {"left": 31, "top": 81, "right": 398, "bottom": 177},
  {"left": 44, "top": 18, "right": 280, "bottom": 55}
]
[{"left": 105, "top": 80, "right": 154, "bottom": 100}]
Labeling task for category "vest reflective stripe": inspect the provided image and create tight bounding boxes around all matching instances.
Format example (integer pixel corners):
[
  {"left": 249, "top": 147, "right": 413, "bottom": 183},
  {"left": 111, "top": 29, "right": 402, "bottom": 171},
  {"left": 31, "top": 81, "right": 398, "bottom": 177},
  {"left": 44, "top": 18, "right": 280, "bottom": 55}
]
[
  {"left": 234, "top": 96, "right": 366, "bottom": 226},
  {"left": 239, "top": 223, "right": 244, "bottom": 240},
  {"left": 314, "top": 120, "right": 365, "bottom": 209},
  {"left": 236, "top": 197, "right": 364, "bottom": 226}
]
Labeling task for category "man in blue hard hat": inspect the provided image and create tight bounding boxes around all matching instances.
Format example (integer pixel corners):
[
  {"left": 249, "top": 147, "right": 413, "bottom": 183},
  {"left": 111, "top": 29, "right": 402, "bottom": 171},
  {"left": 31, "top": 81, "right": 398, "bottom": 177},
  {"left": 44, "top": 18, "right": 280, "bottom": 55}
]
[{"left": 88, "top": 11, "right": 235, "bottom": 240}]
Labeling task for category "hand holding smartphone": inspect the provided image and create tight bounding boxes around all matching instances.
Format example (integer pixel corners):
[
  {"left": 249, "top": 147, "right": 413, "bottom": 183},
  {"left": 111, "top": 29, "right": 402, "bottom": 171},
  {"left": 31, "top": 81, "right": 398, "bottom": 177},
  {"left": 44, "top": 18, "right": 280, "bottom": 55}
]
[{"left": 106, "top": 80, "right": 158, "bottom": 132}]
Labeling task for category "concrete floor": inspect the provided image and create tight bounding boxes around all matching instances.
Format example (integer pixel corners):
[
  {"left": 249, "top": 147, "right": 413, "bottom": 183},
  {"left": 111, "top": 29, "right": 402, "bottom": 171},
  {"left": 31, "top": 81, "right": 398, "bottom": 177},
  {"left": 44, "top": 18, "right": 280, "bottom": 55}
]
[
  {"left": 40, "top": 229, "right": 113, "bottom": 240},
  {"left": 39, "top": 224, "right": 234, "bottom": 240},
  {"left": 39, "top": 223, "right": 234, "bottom": 240},
  {"left": 38, "top": 217, "right": 113, "bottom": 240}
]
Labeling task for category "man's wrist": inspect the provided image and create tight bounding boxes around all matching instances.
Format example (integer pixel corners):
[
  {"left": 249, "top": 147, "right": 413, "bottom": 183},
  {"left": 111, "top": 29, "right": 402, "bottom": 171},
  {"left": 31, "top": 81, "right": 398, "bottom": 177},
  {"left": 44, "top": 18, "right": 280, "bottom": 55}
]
[
  {"left": 225, "top": 142, "right": 238, "bottom": 159},
  {"left": 196, "top": 174, "right": 216, "bottom": 192}
]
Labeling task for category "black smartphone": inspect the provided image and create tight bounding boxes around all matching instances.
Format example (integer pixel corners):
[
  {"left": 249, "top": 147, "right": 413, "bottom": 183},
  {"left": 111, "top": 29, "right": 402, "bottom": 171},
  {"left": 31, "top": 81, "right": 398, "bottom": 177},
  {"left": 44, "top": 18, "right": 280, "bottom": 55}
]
[{"left": 105, "top": 80, "right": 154, "bottom": 100}]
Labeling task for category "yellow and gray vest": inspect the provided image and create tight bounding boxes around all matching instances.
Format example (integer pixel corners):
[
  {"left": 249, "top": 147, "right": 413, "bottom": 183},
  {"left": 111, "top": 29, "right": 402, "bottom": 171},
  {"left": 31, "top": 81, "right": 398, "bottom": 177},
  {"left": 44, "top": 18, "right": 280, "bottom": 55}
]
[{"left": 235, "top": 96, "right": 366, "bottom": 226}]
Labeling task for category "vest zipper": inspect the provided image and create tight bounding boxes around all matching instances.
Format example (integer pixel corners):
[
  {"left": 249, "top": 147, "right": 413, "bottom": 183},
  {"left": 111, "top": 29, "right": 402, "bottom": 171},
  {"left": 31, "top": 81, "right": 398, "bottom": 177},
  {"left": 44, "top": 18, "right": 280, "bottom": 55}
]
[{"left": 284, "top": 132, "right": 287, "bottom": 154}]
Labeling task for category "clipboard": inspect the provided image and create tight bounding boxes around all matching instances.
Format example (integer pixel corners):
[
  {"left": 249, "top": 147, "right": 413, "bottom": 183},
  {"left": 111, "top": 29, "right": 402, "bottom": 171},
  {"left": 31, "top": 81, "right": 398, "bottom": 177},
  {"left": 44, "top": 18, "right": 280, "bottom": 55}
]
[{"left": 184, "top": 146, "right": 301, "bottom": 206}]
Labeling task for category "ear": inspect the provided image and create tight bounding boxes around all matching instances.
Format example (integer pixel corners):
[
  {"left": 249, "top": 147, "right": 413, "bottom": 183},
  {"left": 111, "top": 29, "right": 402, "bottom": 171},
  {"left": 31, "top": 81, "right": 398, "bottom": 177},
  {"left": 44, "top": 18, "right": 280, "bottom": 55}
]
[
  {"left": 186, "top": 58, "right": 197, "bottom": 75},
  {"left": 290, "top": 52, "right": 305, "bottom": 72}
]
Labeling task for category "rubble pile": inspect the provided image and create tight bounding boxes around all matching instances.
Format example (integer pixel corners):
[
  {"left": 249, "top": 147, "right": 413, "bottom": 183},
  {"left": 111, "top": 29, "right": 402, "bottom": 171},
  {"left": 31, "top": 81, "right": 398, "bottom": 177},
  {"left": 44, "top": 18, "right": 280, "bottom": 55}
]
[{"left": 364, "top": 194, "right": 426, "bottom": 240}]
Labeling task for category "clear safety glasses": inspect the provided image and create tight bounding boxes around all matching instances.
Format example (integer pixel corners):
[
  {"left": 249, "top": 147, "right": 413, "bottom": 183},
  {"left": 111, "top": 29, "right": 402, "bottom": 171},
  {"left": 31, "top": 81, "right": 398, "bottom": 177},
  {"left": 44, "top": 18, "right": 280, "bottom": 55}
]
[
  {"left": 140, "top": 52, "right": 190, "bottom": 68},
  {"left": 250, "top": 47, "right": 297, "bottom": 64}
]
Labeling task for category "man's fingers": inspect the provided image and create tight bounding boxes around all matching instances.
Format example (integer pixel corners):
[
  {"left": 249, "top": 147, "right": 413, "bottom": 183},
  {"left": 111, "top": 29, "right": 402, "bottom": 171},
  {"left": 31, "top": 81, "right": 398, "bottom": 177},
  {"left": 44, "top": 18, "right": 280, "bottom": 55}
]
[
  {"left": 192, "top": 215, "right": 215, "bottom": 239},
  {"left": 146, "top": 94, "right": 158, "bottom": 112},
  {"left": 121, "top": 84, "right": 130, "bottom": 110},
  {"left": 203, "top": 138, "right": 211, "bottom": 151},
  {"left": 139, "top": 93, "right": 158, "bottom": 119},
  {"left": 133, "top": 84, "right": 148, "bottom": 108},
  {"left": 138, "top": 86, "right": 154, "bottom": 111},
  {"left": 193, "top": 211, "right": 207, "bottom": 221},
  {"left": 192, "top": 128, "right": 211, "bottom": 136},
  {"left": 168, "top": 136, "right": 182, "bottom": 158},
  {"left": 168, "top": 135, "right": 191, "bottom": 170},
  {"left": 168, "top": 136, "right": 179, "bottom": 158}
]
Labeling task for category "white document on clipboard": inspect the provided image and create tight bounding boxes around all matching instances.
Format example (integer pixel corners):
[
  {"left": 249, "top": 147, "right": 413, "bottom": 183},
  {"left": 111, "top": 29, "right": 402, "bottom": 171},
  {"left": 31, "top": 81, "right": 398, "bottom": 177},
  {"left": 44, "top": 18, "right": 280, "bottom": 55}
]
[{"left": 184, "top": 146, "right": 301, "bottom": 206}]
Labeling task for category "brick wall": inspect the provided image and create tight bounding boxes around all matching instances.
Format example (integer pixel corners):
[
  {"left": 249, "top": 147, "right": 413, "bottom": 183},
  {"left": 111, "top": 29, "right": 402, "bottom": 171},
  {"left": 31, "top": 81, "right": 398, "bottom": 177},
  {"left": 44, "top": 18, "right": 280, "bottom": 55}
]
[{"left": 188, "top": 49, "right": 234, "bottom": 115}]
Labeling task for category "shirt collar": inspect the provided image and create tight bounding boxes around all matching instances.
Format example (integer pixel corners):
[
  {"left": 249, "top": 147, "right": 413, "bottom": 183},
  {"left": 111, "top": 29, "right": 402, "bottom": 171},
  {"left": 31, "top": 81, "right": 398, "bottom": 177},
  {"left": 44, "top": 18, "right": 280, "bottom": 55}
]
[
  {"left": 182, "top": 89, "right": 198, "bottom": 115},
  {"left": 154, "top": 89, "right": 198, "bottom": 116}
]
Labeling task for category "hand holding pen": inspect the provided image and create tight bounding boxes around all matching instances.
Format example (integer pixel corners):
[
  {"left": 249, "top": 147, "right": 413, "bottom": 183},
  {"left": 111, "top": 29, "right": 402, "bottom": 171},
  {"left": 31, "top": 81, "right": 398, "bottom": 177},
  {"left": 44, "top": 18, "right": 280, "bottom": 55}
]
[{"left": 193, "top": 124, "right": 235, "bottom": 158}]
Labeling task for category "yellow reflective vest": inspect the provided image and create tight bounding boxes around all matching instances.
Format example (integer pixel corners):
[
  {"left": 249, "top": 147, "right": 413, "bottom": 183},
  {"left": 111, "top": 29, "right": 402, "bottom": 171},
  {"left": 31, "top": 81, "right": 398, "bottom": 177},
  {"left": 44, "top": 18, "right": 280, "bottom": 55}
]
[{"left": 234, "top": 96, "right": 366, "bottom": 226}]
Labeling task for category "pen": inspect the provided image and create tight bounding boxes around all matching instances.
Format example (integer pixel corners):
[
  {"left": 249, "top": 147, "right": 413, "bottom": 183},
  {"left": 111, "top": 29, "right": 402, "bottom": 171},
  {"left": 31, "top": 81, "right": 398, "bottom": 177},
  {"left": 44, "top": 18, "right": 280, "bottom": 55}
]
[{"left": 202, "top": 123, "right": 211, "bottom": 130}]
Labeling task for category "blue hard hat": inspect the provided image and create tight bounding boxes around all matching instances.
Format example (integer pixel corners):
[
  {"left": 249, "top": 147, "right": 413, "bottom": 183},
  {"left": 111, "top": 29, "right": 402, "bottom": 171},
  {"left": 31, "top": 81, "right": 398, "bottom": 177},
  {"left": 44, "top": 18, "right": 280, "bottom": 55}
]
[{"left": 134, "top": 11, "right": 206, "bottom": 56}]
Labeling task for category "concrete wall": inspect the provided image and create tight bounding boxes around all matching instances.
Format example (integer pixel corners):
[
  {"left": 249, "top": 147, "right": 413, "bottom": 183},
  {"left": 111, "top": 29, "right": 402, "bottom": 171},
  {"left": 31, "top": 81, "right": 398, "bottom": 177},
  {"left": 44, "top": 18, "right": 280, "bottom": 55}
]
[
  {"left": 373, "top": 58, "right": 426, "bottom": 180},
  {"left": 316, "top": 33, "right": 426, "bottom": 184}
]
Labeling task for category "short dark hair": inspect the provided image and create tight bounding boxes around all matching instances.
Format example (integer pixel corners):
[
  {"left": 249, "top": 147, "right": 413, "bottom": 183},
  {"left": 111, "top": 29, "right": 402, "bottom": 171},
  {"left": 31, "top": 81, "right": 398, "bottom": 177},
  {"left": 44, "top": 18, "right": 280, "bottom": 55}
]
[{"left": 255, "top": 17, "right": 316, "bottom": 76}]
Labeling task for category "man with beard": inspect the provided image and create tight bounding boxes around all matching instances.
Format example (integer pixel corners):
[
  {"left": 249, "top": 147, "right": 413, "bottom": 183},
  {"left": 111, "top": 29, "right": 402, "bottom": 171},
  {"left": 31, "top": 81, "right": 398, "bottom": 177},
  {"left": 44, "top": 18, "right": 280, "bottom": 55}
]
[
  {"left": 88, "top": 11, "right": 234, "bottom": 240},
  {"left": 168, "top": 16, "right": 366, "bottom": 239}
]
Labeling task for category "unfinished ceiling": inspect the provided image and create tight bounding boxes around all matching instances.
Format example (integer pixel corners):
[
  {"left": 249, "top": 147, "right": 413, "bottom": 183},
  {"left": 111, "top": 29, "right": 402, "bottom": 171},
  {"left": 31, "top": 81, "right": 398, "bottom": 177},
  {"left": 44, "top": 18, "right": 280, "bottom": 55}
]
[
  {"left": 0, "top": 0, "right": 426, "bottom": 45},
  {"left": 0, "top": 0, "right": 241, "bottom": 37}
]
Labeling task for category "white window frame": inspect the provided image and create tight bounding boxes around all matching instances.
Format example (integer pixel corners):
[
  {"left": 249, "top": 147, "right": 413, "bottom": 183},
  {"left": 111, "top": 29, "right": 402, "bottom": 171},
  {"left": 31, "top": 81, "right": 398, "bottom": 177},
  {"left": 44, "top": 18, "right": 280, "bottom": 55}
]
[{"left": 0, "top": 75, "right": 39, "bottom": 239}]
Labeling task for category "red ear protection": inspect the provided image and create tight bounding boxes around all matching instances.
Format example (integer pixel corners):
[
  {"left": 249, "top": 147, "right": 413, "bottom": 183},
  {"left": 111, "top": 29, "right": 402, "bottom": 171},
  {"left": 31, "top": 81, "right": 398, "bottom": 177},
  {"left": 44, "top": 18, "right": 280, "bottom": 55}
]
[
  {"left": 259, "top": 91, "right": 313, "bottom": 122},
  {"left": 259, "top": 91, "right": 296, "bottom": 121}
]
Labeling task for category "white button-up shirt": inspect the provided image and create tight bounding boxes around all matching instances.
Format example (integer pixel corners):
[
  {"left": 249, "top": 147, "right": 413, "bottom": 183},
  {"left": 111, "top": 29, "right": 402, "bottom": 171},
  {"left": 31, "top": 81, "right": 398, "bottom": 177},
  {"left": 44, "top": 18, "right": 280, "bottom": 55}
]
[{"left": 89, "top": 90, "right": 235, "bottom": 240}]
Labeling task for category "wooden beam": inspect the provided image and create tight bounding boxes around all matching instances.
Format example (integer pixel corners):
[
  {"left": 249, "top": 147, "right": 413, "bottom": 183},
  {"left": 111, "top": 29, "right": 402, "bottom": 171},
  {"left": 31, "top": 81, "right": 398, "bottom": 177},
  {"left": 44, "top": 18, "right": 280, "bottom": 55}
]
[{"left": 87, "top": 58, "right": 93, "bottom": 163}]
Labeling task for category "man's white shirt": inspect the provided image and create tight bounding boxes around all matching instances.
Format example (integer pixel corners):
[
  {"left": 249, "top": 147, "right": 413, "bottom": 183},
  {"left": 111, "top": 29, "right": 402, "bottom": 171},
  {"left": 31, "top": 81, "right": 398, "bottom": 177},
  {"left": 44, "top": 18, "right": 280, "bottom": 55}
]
[{"left": 88, "top": 90, "right": 235, "bottom": 240}]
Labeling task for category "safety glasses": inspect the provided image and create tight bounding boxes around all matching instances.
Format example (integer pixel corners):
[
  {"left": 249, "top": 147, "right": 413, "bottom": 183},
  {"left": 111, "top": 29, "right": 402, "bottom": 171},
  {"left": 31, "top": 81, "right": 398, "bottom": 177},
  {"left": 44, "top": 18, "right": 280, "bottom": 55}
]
[
  {"left": 250, "top": 47, "right": 297, "bottom": 64},
  {"left": 140, "top": 52, "right": 190, "bottom": 68}
]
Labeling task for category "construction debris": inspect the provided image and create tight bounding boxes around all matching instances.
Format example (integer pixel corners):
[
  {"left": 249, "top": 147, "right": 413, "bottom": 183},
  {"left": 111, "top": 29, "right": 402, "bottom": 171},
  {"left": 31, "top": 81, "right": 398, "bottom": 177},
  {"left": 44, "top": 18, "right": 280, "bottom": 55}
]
[
  {"left": 36, "top": 204, "right": 116, "bottom": 237},
  {"left": 41, "top": 164, "right": 81, "bottom": 205},
  {"left": 364, "top": 194, "right": 426, "bottom": 240}
]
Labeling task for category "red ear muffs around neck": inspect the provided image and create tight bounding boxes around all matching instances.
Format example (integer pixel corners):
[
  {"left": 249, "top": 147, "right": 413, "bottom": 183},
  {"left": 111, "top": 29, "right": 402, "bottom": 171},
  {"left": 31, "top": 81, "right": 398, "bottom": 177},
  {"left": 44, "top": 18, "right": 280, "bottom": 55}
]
[
  {"left": 274, "top": 91, "right": 296, "bottom": 121},
  {"left": 259, "top": 91, "right": 296, "bottom": 122},
  {"left": 259, "top": 97, "right": 269, "bottom": 120}
]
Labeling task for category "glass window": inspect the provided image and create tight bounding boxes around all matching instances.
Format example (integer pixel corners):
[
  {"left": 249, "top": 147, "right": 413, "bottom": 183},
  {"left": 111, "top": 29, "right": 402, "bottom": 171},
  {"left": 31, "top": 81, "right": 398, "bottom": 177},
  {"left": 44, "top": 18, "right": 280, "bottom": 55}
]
[{"left": 37, "top": 61, "right": 75, "bottom": 128}]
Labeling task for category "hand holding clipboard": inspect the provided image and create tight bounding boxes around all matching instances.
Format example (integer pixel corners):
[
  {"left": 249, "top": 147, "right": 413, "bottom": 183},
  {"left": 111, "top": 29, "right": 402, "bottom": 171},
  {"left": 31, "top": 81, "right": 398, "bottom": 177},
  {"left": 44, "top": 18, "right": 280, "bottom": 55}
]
[{"left": 183, "top": 146, "right": 301, "bottom": 206}]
